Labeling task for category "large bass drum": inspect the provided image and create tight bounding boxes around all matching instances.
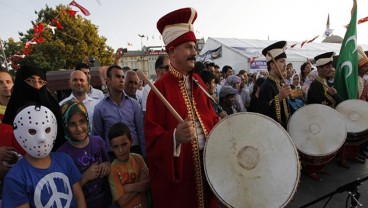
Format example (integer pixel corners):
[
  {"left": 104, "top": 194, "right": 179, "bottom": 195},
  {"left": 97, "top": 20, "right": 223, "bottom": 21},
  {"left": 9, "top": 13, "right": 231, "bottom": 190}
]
[
  {"left": 288, "top": 104, "right": 347, "bottom": 165},
  {"left": 204, "top": 113, "right": 300, "bottom": 208},
  {"left": 335, "top": 99, "right": 368, "bottom": 145}
]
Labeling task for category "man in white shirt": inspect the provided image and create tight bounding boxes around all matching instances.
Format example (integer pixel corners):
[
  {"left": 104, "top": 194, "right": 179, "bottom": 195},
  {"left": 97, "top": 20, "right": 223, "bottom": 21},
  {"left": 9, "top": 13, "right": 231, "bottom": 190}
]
[
  {"left": 59, "top": 70, "right": 98, "bottom": 128},
  {"left": 75, "top": 63, "right": 104, "bottom": 103}
]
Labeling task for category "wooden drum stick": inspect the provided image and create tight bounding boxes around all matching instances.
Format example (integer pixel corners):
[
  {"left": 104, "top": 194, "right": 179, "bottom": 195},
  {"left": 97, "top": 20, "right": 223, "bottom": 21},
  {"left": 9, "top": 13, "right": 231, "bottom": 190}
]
[{"left": 136, "top": 70, "right": 184, "bottom": 123}]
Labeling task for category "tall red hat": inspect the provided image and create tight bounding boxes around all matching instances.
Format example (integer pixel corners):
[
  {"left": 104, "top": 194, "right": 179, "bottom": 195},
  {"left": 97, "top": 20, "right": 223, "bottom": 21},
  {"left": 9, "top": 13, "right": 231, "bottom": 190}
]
[{"left": 157, "top": 7, "right": 197, "bottom": 51}]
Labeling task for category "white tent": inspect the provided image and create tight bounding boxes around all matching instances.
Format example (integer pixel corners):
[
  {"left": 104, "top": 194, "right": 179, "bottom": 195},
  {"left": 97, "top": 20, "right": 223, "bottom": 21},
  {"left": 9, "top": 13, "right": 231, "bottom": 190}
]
[{"left": 199, "top": 37, "right": 368, "bottom": 74}]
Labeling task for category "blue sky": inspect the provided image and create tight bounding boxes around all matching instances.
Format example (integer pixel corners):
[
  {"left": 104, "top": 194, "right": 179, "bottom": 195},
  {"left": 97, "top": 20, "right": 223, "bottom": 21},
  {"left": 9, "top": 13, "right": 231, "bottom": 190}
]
[{"left": 1, "top": 0, "right": 368, "bottom": 51}]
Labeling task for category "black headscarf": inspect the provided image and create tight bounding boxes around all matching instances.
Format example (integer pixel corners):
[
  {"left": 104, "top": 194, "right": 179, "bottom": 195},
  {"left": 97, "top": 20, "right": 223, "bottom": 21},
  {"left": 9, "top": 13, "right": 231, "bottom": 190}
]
[{"left": 3, "top": 65, "right": 65, "bottom": 150}]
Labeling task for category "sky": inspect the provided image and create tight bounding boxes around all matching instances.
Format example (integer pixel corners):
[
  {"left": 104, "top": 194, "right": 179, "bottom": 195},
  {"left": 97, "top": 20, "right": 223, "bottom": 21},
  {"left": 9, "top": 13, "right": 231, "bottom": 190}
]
[{"left": 1, "top": 0, "right": 368, "bottom": 52}]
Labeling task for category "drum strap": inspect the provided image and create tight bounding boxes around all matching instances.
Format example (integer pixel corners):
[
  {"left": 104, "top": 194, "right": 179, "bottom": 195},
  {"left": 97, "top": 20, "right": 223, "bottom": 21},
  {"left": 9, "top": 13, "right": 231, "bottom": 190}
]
[
  {"left": 316, "top": 76, "right": 336, "bottom": 107},
  {"left": 192, "top": 77, "right": 223, "bottom": 110}
]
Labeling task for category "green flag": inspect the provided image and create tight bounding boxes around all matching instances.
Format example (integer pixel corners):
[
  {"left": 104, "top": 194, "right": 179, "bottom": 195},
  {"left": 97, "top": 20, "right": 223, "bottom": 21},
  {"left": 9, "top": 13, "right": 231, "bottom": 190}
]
[{"left": 334, "top": 0, "right": 358, "bottom": 100}]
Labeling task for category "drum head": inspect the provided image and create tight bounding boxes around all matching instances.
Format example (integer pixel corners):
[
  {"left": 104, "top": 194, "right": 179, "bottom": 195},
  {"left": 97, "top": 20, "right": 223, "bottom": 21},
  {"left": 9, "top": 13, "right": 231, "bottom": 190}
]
[
  {"left": 335, "top": 99, "right": 368, "bottom": 133},
  {"left": 204, "top": 113, "right": 300, "bottom": 208},
  {"left": 288, "top": 104, "right": 346, "bottom": 157}
]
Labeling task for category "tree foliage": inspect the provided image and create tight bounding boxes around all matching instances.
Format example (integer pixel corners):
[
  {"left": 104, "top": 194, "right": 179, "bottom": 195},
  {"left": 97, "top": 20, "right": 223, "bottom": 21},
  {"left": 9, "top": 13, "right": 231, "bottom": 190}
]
[{"left": 5, "top": 4, "right": 114, "bottom": 71}]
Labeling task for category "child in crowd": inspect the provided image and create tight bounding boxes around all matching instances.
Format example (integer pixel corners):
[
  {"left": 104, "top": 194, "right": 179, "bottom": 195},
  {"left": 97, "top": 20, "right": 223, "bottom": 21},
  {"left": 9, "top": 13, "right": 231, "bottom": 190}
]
[
  {"left": 2, "top": 104, "right": 86, "bottom": 207},
  {"left": 58, "top": 100, "right": 112, "bottom": 208},
  {"left": 108, "top": 122, "right": 149, "bottom": 208}
]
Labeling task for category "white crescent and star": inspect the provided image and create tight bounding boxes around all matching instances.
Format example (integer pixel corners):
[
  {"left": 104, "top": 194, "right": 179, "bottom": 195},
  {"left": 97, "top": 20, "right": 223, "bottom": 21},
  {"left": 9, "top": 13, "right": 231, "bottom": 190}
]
[{"left": 341, "top": 35, "right": 357, "bottom": 78}]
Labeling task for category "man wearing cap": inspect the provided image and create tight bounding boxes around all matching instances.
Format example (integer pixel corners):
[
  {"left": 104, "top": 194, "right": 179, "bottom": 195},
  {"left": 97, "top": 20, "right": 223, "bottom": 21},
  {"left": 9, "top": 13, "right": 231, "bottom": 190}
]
[
  {"left": 219, "top": 85, "right": 239, "bottom": 115},
  {"left": 306, "top": 52, "right": 341, "bottom": 180},
  {"left": 145, "top": 7, "right": 219, "bottom": 208},
  {"left": 255, "top": 41, "right": 292, "bottom": 129},
  {"left": 307, "top": 52, "right": 341, "bottom": 107}
]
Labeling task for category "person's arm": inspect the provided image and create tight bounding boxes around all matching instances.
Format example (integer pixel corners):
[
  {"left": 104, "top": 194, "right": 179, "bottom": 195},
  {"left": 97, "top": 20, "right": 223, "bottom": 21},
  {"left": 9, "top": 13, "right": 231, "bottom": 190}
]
[
  {"left": 80, "top": 163, "right": 100, "bottom": 186},
  {"left": 72, "top": 182, "right": 87, "bottom": 208},
  {"left": 113, "top": 48, "right": 124, "bottom": 66},
  {"left": 92, "top": 105, "right": 104, "bottom": 137},
  {"left": 98, "top": 161, "right": 111, "bottom": 177},
  {"left": 134, "top": 102, "right": 146, "bottom": 157}
]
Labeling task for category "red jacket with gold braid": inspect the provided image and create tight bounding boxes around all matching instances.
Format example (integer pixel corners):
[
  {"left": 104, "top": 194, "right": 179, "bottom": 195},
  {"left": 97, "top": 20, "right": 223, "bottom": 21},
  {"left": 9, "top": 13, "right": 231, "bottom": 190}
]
[{"left": 145, "top": 66, "right": 219, "bottom": 208}]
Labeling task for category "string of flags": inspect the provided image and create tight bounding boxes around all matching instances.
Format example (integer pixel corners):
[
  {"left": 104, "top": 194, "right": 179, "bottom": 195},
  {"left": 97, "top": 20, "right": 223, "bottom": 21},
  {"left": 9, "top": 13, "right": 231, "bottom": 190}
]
[{"left": 8, "top": 0, "right": 91, "bottom": 69}]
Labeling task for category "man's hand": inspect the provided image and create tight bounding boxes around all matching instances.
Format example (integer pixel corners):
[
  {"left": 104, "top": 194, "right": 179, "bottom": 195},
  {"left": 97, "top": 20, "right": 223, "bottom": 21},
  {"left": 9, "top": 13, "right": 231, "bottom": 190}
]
[
  {"left": 0, "top": 147, "right": 18, "bottom": 164},
  {"left": 175, "top": 117, "right": 196, "bottom": 145},
  {"left": 327, "top": 87, "right": 337, "bottom": 95},
  {"left": 279, "top": 85, "right": 292, "bottom": 100},
  {"left": 115, "top": 48, "right": 124, "bottom": 60}
]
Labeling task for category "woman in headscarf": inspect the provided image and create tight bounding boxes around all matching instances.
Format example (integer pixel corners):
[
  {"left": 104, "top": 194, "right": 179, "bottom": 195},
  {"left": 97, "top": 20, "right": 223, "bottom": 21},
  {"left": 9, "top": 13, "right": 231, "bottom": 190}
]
[
  {"left": 225, "top": 75, "right": 245, "bottom": 112},
  {"left": 3, "top": 65, "right": 65, "bottom": 150}
]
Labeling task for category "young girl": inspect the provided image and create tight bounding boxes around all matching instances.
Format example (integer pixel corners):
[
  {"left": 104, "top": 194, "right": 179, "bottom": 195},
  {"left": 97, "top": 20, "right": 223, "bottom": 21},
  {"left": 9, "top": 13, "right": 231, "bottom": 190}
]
[{"left": 58, "top": 100, "right": 112, "bottom": 208}]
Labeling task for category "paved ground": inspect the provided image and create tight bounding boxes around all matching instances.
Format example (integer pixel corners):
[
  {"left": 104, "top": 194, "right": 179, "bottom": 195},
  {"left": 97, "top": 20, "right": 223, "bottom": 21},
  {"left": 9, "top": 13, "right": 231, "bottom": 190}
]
[{"left": 286, "top": 158, "right": 368, "bottom": 208}]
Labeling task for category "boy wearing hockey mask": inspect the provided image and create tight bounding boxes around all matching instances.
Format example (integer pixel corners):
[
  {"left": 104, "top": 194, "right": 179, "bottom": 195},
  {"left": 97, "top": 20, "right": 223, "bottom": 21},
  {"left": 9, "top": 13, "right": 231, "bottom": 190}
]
[{"left": 2, "top": 104, "right": 86, "bottom": 208}]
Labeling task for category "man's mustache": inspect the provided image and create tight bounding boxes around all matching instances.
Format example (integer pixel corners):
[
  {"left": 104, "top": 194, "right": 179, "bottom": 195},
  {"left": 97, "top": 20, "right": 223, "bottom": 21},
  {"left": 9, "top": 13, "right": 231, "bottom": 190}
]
[{"left": 187, "top": 57, "right": 196, "bottom": 61}]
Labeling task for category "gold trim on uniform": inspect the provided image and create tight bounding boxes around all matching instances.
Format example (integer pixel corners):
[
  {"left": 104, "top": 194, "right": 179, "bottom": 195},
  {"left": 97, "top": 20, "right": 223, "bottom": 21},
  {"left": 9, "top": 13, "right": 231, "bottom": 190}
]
[
  {"left": 268, "top": 74, "right": 290, "bottom": 124},
  {"left": 315, "top": 76, "right": 336, "bottom": 108},
  {"left": 169, "top": 64, "right": 205, "bottom": 208}
]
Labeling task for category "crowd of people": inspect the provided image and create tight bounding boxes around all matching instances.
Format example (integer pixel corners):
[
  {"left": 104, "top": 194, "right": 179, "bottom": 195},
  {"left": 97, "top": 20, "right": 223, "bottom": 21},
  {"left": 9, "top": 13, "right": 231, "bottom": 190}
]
[{"left": 0, "top": 6, "right": 368, "bottom": 208}]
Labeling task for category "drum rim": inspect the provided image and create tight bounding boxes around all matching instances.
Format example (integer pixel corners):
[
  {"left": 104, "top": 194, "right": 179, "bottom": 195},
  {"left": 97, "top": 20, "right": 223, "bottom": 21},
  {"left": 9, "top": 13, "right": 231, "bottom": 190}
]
[
  {"left": 204, "top": 112, "right": 301, "bottom": 208},
  {"left": 288, "top": 104, "right": 347, "bottom": 156},
  {"left": 335, "top": 99, "right": 368, "bottom": 133}
]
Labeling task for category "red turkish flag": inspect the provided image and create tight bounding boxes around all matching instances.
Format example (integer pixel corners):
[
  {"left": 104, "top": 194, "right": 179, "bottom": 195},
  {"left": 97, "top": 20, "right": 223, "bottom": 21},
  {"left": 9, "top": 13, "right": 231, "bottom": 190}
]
[
  {"left": 358, "top": 16, "right": 368, "bottom": 24},
  {"left": 33, "top": 23, "right": 44, "bottom": 37},
  {"left": 300, "top": 40, "right": 307, "bottom": 48},
  {"left": 35, "top": 37, "right": 45, "bottom": 43},
  {"left": 69, "top": 1, "right": 90, "bottom": 16},
  {"left": 65, "top": 9, "right": 78, "bottom": 18},
  {"left": 53, "top": 19, "right": 64, "bottom": 29},
  {"left": 307, "top": 35, "right": 319, "bottom": 43}
]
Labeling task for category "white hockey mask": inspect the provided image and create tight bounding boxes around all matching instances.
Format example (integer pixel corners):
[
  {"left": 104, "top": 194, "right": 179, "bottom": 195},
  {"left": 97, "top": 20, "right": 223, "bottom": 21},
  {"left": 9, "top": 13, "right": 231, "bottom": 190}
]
[{"left": 13, "top": 105, "right": 57, "bottom": 158}]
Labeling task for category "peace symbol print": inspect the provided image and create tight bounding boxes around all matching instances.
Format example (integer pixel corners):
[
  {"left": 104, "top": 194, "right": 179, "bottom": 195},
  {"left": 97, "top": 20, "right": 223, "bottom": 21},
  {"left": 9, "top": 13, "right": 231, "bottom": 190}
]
[{"left": 34, "top": 172, "right": 73, "bottom": 208}]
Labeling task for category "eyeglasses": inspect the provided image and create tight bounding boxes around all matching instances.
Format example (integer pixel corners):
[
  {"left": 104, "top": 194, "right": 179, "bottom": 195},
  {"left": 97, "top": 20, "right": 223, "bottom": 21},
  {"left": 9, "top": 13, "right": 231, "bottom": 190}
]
[
  {"left": 67, "top": 118, "right": 88, "bottom": 129},
  {"left": 159, "top": 65, "right": 170, "bottom": 70},
  {"left": 24, "top": 78, "right": 47, "bottom": 86}
]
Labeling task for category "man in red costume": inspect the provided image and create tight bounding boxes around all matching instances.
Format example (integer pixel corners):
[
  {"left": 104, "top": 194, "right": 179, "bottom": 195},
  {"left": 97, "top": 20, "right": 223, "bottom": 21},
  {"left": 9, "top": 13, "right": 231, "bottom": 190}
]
[{"left": 145, "top": 7, "right": 220, "bottom": 208}]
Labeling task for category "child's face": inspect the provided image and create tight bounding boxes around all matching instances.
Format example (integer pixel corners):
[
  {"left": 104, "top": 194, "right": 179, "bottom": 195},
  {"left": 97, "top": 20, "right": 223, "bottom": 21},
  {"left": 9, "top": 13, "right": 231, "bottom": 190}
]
[
  {"left": 111, "top": 135, "right": 132, "bottom": 162},
  {"left": 67, "top": 113, "right": 88, "bottom": 142}
]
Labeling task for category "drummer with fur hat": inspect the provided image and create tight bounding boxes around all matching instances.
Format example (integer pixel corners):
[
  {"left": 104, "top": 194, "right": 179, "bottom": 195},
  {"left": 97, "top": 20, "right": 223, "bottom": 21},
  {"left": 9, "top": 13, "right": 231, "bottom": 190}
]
[
  {"left": 307, "top": 52, "right": 341, "bottom": 107},
  {"left": 145, "top": 7, "right": 219, "bottom": 208},
  {"left": 255, "top": 41, "right": 292, "bottom": 128}
]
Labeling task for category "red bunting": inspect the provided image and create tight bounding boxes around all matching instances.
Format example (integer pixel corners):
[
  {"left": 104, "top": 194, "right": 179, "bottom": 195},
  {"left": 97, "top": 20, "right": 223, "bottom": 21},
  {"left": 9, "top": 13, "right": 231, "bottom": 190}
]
[
  {"left": 290, "top": 43, "right": 297, "bottom": 48},
  {"left": 21, "top": 48, "right": 33, "bottom": 56},
  {"left": 307, "top": 35, "right": 319, "bottom": 43},
  {"left": 300, "top": 40, "right": 307, "bottom": 48},
  {"left": 358, "top": 16, "right": 368, "bottom": 24},
  {"left": 35, "top": 37, "right": 45, "bottom": 43},
  {"left": 69, "top": 1, "right": 90, "bottom": 16},
  {"left": 65, "top": 9, "right": 77, "bottom": 18},
  {"left": 33, "top": 23, "right": 44, "bottom": 37},
  {"left": 53, "top": 19, "right": 64, "bottom": 29}
]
